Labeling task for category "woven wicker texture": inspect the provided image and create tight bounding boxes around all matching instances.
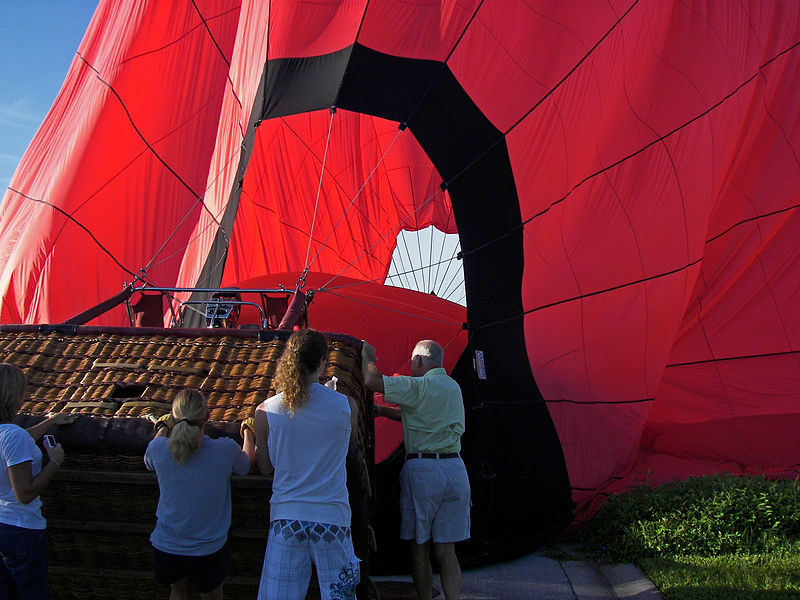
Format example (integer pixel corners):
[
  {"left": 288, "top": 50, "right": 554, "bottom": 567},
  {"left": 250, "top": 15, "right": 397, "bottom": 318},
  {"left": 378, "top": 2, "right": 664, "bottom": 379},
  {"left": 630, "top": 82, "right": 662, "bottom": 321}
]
[{"left": 1, "top": 328, "right": 373, "bottom": 600}]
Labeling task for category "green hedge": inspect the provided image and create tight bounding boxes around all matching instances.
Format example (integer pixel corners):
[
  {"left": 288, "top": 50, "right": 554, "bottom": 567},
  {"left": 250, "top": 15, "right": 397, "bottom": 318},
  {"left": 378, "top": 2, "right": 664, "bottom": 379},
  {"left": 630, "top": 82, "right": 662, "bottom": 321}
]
[{"left": 577, "top": 475, "right": 800, "bottom": 562}]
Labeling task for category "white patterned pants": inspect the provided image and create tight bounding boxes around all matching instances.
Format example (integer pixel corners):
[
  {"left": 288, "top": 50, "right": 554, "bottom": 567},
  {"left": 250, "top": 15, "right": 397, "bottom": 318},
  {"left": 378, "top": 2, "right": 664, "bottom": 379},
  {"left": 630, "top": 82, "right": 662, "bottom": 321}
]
[{"left": 258, "top": 519, "right": 360, "bottom": 600}]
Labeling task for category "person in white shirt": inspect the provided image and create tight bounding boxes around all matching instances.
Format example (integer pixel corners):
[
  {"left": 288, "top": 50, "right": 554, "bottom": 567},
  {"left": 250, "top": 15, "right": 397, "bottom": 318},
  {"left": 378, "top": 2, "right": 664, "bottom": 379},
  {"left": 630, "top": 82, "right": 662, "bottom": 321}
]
[
  {"left": 0, "top": 363, "right": 74, "bottom": 599},
  {"left": 254, "top": 329, "right": 360, "bottom": 600}
]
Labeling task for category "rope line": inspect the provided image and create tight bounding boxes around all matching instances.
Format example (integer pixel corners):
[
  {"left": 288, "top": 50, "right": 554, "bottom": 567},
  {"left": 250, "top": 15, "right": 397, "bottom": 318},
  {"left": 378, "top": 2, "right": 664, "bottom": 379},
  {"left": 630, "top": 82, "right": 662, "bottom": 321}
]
[
  {"left": 8, "top": 188, "right": 140, "bottom": 280},
  {"left": 143, "top": 118, "right": 262, "bottom": 274},
  {"left": 665, "top": 348, "right": 800, "bottom": 369},
  {"left": 386, "top": 241, "right": 414, "bottom": 289},
  {"left": 324, "top": 252, "right": 463, "bottom": 293},
  {"left": 277, "top": 116, "right": 390, "bottom": 261},
  {"left": 544, "top": 397, "right": 654, "bottom": 405},
  {"left": 460, "top": 39, "right": 800, "bottom": 263},
  {"left": 432, "top": 212, "right": 456, "bottom": 294},
  {"left": 318, "top": 185, "right": 447, "bottom": 291},
  {"left": 322, "top": 235, "right": 465, "bottom": 304},
  {"left": 436, "top": 242, "right": 464, "bottom": 301},
  {"left": 120, "top": 4, "right": 238, "bottom": 67},
  {"left": 401, "top": 230, "right": 422, "bottom": 292},
  {"left": 302, "top": 108, "right": 337, "bottom": 274},
  {"left": 76, "top": 53, "right": 223, "bottom": 232},
  {"left": 415, "top": 228, "right": 426, "bottom": 292},
  {"left": 188, "top": 0, "right": 244, "bottom": 132},
  {"left": 441, "top": 326, "right": 466, "bottom": 352},
  {"left": 474, "top": 255, "right": 704, "bottom": 331},
  {"left": 189, "top": 0, "right": 230, "bottom": 68},
  {"left": 306, "top": 125, "right": 406, "bottom": 271}
]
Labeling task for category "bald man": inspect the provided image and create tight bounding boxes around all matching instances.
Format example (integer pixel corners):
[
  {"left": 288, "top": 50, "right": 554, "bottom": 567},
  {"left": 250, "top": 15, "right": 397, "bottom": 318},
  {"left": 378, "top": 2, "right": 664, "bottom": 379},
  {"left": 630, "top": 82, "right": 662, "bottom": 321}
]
[{"left": 362, "top": 339, "right": 470, "bottom": 600}]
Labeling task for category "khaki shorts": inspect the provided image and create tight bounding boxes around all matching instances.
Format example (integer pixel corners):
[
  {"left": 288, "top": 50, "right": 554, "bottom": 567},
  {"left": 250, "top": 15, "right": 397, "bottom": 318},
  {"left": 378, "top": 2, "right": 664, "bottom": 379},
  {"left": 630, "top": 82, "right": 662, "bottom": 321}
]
[{"left": 399, "top": 457, "right": 471, "bottom": 544}]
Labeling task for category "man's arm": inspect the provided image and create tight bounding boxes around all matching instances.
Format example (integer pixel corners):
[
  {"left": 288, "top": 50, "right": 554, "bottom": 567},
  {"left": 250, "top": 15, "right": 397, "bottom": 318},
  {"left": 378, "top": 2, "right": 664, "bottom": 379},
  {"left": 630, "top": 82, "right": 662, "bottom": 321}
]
[
  {"left": 374, "top": 403, "right": 401, "bottom": 421},
  {"left": 361, "top": 341, "right": 385, "bottom": 393},
  {"left": 363, "top": 341, "right": 405, "bottom": 420}
]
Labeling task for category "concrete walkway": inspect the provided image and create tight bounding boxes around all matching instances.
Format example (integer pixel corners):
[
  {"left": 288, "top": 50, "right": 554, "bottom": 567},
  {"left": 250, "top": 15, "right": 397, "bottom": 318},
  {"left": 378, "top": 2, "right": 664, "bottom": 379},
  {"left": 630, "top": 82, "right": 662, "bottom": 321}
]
[{"left": 371, "top": 548, "right": 665, "bottom": 599}]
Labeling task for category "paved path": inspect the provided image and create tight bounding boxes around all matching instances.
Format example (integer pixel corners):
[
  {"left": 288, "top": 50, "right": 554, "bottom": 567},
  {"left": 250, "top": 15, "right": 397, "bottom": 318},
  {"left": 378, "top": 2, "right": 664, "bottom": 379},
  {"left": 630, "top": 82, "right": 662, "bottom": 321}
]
[{"left": 372, "top": 549, "right": 664, "bottom": 599}]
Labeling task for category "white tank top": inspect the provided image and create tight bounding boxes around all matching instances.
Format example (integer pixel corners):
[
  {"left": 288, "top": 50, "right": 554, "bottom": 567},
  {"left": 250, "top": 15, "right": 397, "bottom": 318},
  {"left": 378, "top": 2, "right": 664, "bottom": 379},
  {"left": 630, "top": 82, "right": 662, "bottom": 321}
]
[{"left": 263, "top": 383, "right": 352, "bottom": 526}]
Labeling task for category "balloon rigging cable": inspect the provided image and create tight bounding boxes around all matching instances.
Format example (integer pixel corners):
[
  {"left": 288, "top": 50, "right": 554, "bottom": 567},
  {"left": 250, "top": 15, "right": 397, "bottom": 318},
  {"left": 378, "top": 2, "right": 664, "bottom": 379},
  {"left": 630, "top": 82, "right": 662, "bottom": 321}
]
[
  {"left": 305, "top": 122, "right": 406, "bottom": 273},
  {"left": 301, "top": 106, "right": 337, "bottom": 285}
]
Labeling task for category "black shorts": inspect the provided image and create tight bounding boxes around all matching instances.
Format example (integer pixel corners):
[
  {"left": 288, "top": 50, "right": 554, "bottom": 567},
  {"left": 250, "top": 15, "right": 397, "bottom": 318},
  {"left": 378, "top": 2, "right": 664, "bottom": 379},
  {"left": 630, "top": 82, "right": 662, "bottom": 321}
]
[{"left": 152, "top": 541, "right": 230, "bottom": 593}]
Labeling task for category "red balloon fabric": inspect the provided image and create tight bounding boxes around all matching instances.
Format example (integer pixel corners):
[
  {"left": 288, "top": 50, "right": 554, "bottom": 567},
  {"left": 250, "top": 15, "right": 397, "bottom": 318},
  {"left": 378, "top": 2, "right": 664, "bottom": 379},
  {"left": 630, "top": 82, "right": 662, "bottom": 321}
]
[{"left": 2, "top": 1, "right": 800, "bottom": 547}]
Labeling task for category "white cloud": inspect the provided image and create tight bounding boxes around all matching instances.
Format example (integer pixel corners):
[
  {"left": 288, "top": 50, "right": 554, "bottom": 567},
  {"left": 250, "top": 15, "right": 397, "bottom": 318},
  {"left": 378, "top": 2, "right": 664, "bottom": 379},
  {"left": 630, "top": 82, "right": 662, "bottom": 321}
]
[{"left": 0, "top": 98, "right": 44, "bottom": 131}]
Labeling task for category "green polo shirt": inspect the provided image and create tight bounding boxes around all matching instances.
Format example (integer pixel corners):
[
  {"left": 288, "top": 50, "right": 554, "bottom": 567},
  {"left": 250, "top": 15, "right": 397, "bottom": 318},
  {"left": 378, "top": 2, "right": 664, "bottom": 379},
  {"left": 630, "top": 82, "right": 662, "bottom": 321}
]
[{"left": 382, "top": 367, "right": 465, "bottom": 454}]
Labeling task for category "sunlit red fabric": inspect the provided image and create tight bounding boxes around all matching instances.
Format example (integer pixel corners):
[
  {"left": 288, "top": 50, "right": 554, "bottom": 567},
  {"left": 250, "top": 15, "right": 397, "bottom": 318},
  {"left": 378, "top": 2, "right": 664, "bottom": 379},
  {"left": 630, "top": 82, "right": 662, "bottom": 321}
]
[
  {"left": 222, "top": 110, "right": 455, "bottom": 285},
  {"left": 1, "top": 0, "right": 800, "bottom": 542}
]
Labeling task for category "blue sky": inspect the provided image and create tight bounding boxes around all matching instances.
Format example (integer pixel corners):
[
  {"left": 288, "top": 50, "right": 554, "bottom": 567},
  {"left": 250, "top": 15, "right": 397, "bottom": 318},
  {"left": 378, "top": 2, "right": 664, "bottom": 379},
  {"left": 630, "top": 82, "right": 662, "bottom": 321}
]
[{"left": 0, "top": 1, "right": 98, "bottom": 194}]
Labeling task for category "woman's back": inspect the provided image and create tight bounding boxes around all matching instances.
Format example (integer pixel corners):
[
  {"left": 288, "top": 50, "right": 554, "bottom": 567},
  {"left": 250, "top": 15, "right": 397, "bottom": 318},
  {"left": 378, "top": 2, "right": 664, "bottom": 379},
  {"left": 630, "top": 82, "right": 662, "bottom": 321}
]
[
  {"left": 264, "top": 383, "right": 351, "bottom": 527},
  {"left": 145, "top": 435, "right": 250, "bottom": 555}
]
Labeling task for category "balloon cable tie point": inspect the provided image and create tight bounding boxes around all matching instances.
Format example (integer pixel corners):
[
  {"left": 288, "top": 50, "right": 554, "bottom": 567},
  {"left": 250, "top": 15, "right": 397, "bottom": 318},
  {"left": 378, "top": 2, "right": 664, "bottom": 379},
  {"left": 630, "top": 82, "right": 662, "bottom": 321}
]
[
  {"left": 330, "top": 105, "right": 337, "bottom": 114},
  {"left": 398, "top": 122, "right": 408, "bottom": 131},
  {"left": 456, "top": 251, "right": 463, "bottom": 260},
  {"left": 440, "top": 181, "right": 448, "bottom": 191}
]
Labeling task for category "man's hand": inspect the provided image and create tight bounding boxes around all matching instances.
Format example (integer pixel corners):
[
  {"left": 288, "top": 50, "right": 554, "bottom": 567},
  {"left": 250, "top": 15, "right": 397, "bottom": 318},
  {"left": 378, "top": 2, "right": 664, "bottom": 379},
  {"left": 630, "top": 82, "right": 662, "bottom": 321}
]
[
  {"left": 361, "top": 341, "right": 377, "bottom": 363},
  {"left": 361, "top": 340, "right": 384, "bottom": 393}
]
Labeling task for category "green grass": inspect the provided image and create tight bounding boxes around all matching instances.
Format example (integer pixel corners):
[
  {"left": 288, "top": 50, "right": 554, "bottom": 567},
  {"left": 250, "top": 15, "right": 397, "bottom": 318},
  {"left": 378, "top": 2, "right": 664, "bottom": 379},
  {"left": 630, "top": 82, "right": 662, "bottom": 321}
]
[
  {"left": 572, "top": 474, "right": 800, "bottom": 599},
  {"left": 640, "top": 554, "right": 800, "bottom": 599}
]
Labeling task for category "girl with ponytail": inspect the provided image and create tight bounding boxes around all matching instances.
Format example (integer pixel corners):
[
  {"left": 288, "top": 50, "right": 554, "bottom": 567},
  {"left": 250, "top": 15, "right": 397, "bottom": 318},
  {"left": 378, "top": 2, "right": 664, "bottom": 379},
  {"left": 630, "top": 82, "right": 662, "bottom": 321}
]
[
  {"left": 254, "top": 329, "right": 361, "bottom": 600},
  {"left": 144, "top": 389, "right": 254, "bottom": 600},
  {"left": 168, "top": 389, "right": 206, "bottom": 464}
]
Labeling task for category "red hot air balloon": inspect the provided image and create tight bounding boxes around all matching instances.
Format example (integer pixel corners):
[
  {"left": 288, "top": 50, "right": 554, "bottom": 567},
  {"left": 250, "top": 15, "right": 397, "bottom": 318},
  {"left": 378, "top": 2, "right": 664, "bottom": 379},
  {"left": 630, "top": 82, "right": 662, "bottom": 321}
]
[{"left": 2, "top": 0, "right": 800, "bottom": 562}]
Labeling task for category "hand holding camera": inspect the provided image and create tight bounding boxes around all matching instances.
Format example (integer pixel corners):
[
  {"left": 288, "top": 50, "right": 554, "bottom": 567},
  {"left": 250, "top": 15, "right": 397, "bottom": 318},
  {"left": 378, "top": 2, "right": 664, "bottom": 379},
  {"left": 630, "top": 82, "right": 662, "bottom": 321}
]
[{"left": 43, "top": 434, "right": 65, "bottom": 468}]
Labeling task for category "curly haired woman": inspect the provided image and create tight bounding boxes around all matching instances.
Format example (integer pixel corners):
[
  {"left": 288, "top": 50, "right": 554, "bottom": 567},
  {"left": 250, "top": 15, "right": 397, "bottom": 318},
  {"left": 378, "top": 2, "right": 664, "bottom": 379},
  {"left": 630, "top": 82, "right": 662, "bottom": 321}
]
[{"left": 254, "top": 329, "right": 360, "bottom": 600}]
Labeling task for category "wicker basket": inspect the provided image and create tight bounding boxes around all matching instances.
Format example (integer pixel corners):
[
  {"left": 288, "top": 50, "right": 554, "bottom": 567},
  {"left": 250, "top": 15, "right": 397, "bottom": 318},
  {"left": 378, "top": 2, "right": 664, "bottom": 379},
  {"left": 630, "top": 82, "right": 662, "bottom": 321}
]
[{"left": 1, "top": 327, "right": 374, "bottom": 600}]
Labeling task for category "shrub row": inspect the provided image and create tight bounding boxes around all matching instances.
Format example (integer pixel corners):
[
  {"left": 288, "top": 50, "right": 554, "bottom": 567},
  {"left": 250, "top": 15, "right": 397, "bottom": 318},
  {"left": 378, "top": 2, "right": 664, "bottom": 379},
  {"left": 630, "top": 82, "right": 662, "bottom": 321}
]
[{"left": 577, "top": 474, "right": 800, "bottom": 562}]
